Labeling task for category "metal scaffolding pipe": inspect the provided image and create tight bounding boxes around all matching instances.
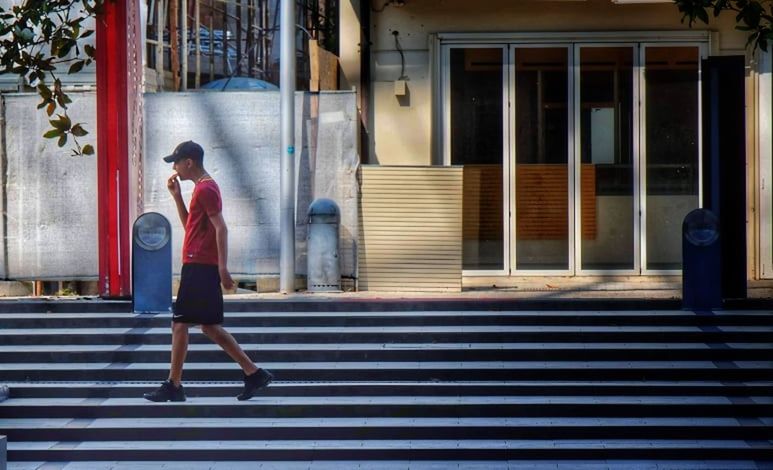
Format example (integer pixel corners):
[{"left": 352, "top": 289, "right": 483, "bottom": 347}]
[
  {"left": 181, "top": 0, "right": 188, "bottom": 90},
  {"left": 279, "top": 0, "right": 296, "bottom": 293}
]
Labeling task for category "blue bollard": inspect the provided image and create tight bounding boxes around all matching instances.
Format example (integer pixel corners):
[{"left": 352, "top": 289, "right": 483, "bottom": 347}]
[
  {"left": 133, "top": 212, "right": 172, "bottom": 314},
  {"left": 682, "top": 209, "right": 722, "bottom": 311}
]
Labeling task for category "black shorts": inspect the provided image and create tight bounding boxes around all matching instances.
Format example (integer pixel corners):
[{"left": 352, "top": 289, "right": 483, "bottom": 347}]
[{"left": 173, "top": 263, "right": 224, "bottom": 325}]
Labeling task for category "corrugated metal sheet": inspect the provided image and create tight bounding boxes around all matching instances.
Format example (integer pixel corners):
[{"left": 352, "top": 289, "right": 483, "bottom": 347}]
[{"left": 358, "top": 166, "right": 463, "bottom": 292}]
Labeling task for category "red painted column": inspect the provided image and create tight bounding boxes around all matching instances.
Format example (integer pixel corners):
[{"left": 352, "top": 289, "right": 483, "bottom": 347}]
[{"left": 96, "top": 0, "right": 143, "bottom": 298}]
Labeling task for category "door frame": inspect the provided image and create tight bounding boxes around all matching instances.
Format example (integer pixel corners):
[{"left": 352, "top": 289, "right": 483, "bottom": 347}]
[
  {"left": 441, "top": 44, "right": 511, "bottom": 276},
  {"left": 639, "top": 42, "right": 709, "bottom": 275},
  {"left": 758, "top": 47, "right": 773, "bottom": 279},
  {"left": 437, "top": 32, "right": 711, "bottom": 277},
  {"left": 508, "top": 44, "right": 575, "bottom": 276},
  {"left": 573, "top": 42, "right": 640, "bottom": 276}
]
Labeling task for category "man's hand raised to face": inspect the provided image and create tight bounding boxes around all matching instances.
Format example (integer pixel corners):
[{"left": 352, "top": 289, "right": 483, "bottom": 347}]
[{"left": 167, "top": 173, "right": 182, "bottom": 199}]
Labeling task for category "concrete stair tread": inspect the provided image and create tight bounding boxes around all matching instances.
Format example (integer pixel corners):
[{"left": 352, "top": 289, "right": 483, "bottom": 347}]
[
  {"left": 6, "top": 460, "right": 773, "bottom": 470},
  {"left": 2, "top": 360, "right": 771, "bottom": 370},
  {"left": 2, "top": 306, "right": 769, "bottom": 464},
  {"left": 3, "top": 395, "right": 772, "bottom": 406},
  {"left": 3, "top": 326, "right": 772, "bottom": 334},
  {"left": 2, "top": 310, "right": 770, "bottom": 318},
  {"left": 3, "top": 416, "right": 771, "bottom": 428},
  {"left": 6, "top": 379, "right": 771, "bottom": 387},
  {"left": 8, "top": 439, "right": 773, "bottom": 451},
  {"left": 2, "top": 342, "right": 771, "bottom": 352}
]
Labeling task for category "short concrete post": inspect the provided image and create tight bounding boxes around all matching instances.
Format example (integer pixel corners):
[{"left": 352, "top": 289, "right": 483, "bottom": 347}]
[{"left": 0, "top": 435, "right": 7, "bottom": 470}]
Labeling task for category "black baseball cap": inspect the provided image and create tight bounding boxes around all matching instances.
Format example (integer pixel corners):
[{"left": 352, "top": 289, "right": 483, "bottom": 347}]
[{"left": 164, "top": 140, "right": 204, "bottom": 163}]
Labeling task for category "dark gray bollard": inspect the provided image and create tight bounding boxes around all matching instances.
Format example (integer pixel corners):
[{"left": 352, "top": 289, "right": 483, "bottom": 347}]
[
  {"left": 682, "top": 208, "right": 722, "bottom": 311},
  {"left": 133, "top": 212, "right": 172, "bottom": 313}
]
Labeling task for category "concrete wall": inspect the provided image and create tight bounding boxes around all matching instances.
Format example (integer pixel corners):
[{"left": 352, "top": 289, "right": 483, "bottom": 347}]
[
  {"left": 0, "top": 91, "right": 359, "bottom": 282},
  {"left": 2, "top": 93, "right": 99, "bottom": 280},
  {"left": 144, "top": 91, "right": 359, "bottom": 279}
]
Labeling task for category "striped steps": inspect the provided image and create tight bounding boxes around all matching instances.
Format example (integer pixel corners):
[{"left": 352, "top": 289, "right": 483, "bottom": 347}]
[{"left": 0, "top": 305, "right": 771, "bottom": 467}]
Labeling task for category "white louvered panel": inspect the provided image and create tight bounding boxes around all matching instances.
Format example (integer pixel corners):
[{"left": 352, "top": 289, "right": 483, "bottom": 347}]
[{"left": 358, "top": 166, "right": 463, "bottom": 292}]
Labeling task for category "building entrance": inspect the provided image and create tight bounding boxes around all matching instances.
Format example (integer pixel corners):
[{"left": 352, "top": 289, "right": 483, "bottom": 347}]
[{"left": 443, "top": 38, "right": 705, "bottom": 276}]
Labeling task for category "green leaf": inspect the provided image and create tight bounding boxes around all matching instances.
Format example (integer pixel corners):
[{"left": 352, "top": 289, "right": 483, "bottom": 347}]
[
  {"left": 84, "top": 44, "right": 95, "bottom": 58},
  {"left": 57, "top": 39, "right": 75, "bottom": 58},
  {"left": 68, "top": 60, "right": 84, "bottom": 74},
  {"left": 55, "top": 92, "right": 72, "bottom": 107},
  {"left": 43, "top": 129, "right": 62, "bottom": 139},
  {"left": 57, "top": 134, "right": 67, "bottom": 147},
  {"left": 70, "top": 124, "right": 88, "bottom": 137},
  {"left": 697, "top": 8, "right": 710, "bottom": 24},
  {"left": 746, "top": 30, "right": 760, "bottom": 48},
  {"left": 50, "top": 37, "right": 66, "bottom": 56},
  {"left": 40, "top": 59, "right": 56, "bottom": 72},
  {"left": 37, "top": 84, "right": 51, "bottom": 99},
  {"left": 50, "top": 115, "right": 71, "bottom": 131},
  {"left": 81, "top": 144, "right": 94, "bottom": 155}
]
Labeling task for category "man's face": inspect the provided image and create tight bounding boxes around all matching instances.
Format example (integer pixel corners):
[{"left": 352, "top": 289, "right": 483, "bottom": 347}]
[{"left": 172, "top": 158, "right": 193, "bottom": 180}]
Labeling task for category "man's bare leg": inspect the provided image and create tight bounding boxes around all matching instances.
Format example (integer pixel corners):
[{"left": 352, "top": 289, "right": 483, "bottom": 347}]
[
  {"left": 201, "top": 324, "right": 258, "bottom": 375},
  {"left": 169, "top": 322, "right": 190, "bottom": 386}
]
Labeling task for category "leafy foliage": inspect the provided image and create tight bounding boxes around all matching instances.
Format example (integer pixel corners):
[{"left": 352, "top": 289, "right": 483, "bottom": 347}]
[
  {"left": 674, "top": 0, "right": 773, "bottom": 51},
  {"left": 0, "top": 0, "right": 105, "bottom": 156}
]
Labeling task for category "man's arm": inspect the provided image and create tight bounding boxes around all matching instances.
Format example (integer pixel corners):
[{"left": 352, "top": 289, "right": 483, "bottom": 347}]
[
  {"left": 209, "top": 211, "right": 234, "bottom": 290},
  {"left": 167, "top": 173, "right": 188, "bottom": 227}
]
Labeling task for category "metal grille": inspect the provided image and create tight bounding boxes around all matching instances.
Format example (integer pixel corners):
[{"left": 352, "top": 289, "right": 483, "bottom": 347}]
[{"left": 128, "top": 0, "right": 145, "bottom": 217}]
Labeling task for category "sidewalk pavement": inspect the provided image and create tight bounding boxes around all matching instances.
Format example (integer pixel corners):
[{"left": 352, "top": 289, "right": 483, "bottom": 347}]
[{"left": 0, "top": 277, "right": 770, "bottom": 304}]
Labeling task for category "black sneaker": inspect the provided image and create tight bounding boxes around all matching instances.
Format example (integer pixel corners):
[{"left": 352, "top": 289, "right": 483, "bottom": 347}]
[
  {"left": 143, "top": 380, "right": 186, "bottom": 402},
  {"left": 237, "top": 368, "right": 273, "bottom": 401}
]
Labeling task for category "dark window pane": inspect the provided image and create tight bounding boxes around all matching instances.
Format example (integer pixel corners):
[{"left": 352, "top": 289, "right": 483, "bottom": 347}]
[
  {"left": 451, "top": 48, "right": 504, "bottom": 270},
  {"left": 645, "top": 46, "right": 700, "bottom": 270}
]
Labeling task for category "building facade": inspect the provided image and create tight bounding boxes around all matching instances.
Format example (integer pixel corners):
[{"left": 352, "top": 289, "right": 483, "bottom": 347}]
[{"left": 340, "top": 0, "right": 773, "bottom": 289}]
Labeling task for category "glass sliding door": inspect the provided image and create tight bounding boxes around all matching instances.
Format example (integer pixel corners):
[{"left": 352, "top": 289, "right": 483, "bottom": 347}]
[
  {"left": 513, "top": 47, "right": 571, "bottom": 271},
  {"left": 440, "top": 37, "right": 707, "bottom": 278},
  {"left": 577, "top": 46, "right": 636, "bottom": 272},
  {"left": 448, "top": 47, "right": 506, "bottom": 271},
  {"left": 643, "top": 46, "right": 701, "bottom": 271}
]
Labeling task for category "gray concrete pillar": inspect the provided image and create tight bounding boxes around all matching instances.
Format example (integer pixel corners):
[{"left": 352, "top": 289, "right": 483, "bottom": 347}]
[{"left": 0, "top": 434, "right": 6, "bottom": 470}]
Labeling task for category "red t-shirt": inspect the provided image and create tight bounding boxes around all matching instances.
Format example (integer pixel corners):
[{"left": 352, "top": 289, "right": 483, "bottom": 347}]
[{"left": 182, "top": 179, "right": 222, "bottom": 266}]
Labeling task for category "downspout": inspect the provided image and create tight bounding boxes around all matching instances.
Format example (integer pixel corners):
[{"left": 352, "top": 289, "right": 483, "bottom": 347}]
[{"left": 360, "top": 0, "right": 371, "bottom": 163}]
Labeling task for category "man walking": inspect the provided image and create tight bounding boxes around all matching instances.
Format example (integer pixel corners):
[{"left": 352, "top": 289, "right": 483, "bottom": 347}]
[{"left": 144, "top": 140, "right": 273, "bottom": 402}]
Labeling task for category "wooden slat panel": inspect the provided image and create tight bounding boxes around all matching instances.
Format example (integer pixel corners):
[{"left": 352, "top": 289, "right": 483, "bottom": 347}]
[
  {"left": 358, "top": 166, "right": 462, "bottom": 292},
  {"left": 463, "top": 165, "right": 503, "bottom": 243},
  {"left": 515, "top": 164, "right": 597, "bottom": 240}
]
